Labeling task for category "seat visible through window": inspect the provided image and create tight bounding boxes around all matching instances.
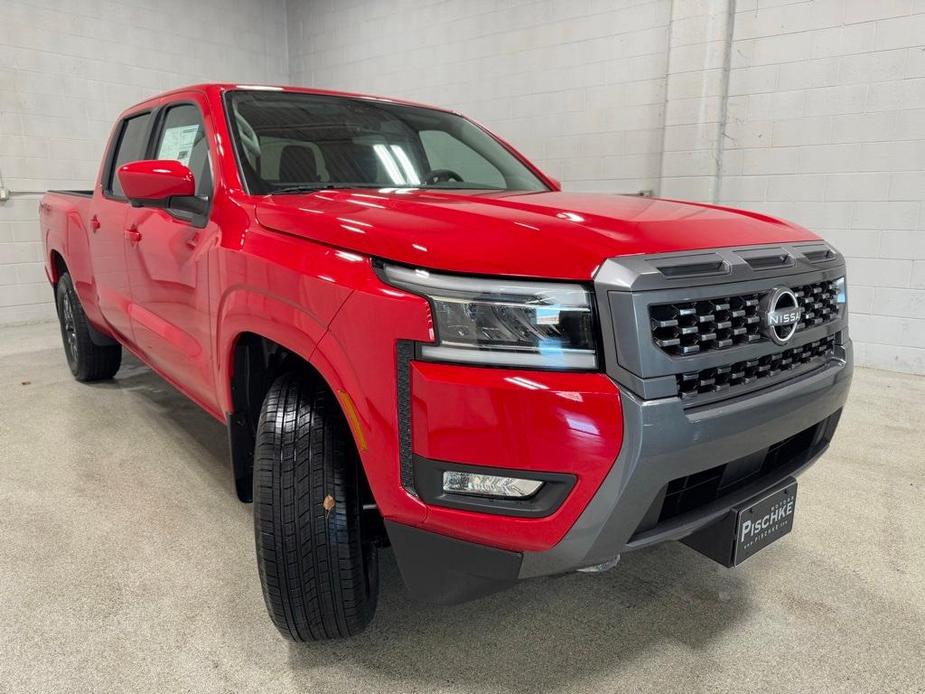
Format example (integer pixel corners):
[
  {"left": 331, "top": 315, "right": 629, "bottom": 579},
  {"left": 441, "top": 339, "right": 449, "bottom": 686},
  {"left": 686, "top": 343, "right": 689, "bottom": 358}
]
[{"left": 278, "top": 146, "right": 319, "bottom": 183}]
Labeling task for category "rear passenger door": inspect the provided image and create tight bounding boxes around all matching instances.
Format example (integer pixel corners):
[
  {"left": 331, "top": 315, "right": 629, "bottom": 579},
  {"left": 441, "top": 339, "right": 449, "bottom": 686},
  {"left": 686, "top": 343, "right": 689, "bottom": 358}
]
[
  {"left": 123, "top": 99, "right": 219, "bottom": 408},
  {"left": 90, "top": 111, "right": 152, "bottom": 344}
]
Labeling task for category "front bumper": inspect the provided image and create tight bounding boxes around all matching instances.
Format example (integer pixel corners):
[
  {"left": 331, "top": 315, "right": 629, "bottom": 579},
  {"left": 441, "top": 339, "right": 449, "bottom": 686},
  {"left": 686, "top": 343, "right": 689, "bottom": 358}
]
[{"left": 386, "top": 343, "right": 852, "bottom": 604}]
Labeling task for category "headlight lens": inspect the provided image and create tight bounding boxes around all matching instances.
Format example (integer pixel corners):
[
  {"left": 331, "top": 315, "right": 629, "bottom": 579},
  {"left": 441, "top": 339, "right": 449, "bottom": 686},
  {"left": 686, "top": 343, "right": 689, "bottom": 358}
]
[{"left": 381, "top": 263, "right": 598, "bottom": 370}]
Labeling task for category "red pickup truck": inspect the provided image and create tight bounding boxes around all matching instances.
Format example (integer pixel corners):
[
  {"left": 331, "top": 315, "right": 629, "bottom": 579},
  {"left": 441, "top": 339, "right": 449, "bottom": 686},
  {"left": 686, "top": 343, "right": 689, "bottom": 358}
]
[{"left": 41, "top": 84, "right": 852, "bottom": 641}]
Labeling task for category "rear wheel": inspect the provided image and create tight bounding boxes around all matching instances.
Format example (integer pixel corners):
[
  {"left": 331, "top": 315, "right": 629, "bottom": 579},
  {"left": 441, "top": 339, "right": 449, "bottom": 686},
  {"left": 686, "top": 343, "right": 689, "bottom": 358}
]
[
  {"left": 253, "top": 372, "right": 379, "bottom": 641},
  {"left": 55, "top": 273, "right": 122, "bottom": 382}
]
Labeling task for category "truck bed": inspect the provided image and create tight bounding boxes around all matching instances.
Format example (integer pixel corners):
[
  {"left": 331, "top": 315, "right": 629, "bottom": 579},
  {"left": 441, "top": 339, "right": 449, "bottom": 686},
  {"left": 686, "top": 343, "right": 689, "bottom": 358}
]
[
  {"left": 41, "top": 190, "right": 94, "bottom": 287},
  {"left": 47, "top": 189, "right": 93, "bottom": 197}
]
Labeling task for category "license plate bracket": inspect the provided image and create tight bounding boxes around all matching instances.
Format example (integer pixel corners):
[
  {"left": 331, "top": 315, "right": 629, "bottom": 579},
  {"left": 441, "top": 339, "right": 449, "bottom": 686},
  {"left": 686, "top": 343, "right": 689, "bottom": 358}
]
[{"left": 682, "top": 479, "right": 798, "bottom": 567}]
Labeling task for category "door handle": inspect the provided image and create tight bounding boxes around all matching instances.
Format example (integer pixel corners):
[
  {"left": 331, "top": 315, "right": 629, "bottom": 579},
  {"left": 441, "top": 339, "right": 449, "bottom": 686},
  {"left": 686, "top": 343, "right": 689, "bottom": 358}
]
[
  {"left": 90, "top": 215, "right": 101, "bottom": 232},
  {"left": 125, "top": 224, "right": 142, "bottom": 245}
]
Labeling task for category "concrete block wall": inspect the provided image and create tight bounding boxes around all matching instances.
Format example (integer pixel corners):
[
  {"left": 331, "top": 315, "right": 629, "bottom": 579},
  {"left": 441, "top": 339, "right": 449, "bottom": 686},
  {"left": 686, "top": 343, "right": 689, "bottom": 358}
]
[
  {"left": 0, "top": 0, "right": 288, "bottom": 324},
  {"left": 720, "top": 0, "right": 925, "bottom": 373},
  {"left": 659, "top": 0, "right": 734, "bottom": 201}
]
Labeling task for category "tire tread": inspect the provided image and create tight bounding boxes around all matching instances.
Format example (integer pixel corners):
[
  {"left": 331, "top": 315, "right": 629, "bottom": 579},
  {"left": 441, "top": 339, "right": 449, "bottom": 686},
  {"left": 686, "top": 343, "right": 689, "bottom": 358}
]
[{"left": 253, "top": 372, "right": 377, "bottom": 641}]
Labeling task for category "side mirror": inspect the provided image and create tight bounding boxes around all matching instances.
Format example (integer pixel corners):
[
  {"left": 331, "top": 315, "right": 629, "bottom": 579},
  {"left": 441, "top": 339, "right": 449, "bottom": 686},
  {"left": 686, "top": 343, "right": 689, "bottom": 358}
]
[{"left": 118, "top": 160, "right": 195, "bottom": 204}]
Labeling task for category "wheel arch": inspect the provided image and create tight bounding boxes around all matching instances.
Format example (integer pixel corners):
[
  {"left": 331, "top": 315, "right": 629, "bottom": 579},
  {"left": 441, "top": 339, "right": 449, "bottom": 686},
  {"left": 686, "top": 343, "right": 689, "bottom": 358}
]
[
  {"left": 51, "top": 254, "right": 119, "bottom": 347},
  {"left": 224, "top": 327, "right": 369, "bottom": 506},
  {"left": 49, "top": 249, "right": 68, "bottom": 286}
]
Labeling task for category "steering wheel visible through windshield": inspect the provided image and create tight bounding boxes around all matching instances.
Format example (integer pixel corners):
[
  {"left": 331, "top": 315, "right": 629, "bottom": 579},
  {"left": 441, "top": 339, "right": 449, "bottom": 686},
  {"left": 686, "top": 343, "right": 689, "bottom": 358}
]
[{"left": 224, "top": 89, "right": 549, "bottom": 195}]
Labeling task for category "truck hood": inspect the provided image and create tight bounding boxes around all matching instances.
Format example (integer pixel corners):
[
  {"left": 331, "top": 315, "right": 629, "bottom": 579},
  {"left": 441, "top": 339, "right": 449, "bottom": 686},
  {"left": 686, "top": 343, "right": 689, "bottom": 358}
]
[{"left": 254, "top": 189, "right": 819, "bottom": 280}]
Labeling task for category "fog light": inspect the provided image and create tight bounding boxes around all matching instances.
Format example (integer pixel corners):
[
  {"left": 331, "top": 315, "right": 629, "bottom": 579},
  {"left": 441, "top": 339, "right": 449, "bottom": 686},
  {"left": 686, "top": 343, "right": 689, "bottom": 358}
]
[{"left": 442, "top": 471, "right": 544, "bottom": 498}]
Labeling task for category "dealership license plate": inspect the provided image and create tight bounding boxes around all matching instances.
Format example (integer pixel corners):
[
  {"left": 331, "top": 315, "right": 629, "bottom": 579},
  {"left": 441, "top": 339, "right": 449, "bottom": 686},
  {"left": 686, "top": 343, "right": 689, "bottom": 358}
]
[{"left": 733, "top": 482, "right": 798, "bottom": 565}]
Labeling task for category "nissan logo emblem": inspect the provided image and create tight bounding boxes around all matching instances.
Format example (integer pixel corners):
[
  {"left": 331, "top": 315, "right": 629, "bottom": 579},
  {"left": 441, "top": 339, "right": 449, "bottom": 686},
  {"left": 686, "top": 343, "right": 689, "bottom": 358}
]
[{"left": 760, "top": 287, "right": 802, "bottom": 345}]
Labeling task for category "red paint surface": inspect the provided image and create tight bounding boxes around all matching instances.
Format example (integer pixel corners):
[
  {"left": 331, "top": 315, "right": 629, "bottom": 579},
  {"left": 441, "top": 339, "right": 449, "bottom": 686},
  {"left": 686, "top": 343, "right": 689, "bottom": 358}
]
[
  {"left": 410, "top": 362, "right": 622, "bottom": 550},
  {"left": 118, "top": 160, "right": 195, "bottom": 201},
  {"left": 256, "top": 188, "right": 817, "bottom": 280}
]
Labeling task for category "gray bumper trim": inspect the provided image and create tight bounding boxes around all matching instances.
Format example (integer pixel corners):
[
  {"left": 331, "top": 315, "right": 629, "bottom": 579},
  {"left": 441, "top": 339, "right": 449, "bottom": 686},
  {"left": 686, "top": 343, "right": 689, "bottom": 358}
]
[{"left": 518, "top": 341, "right": 852, "bottom": 578}]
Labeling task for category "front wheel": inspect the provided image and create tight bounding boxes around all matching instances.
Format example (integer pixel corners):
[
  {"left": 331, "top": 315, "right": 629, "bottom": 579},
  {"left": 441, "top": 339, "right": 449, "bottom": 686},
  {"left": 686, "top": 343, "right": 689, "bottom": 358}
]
[
  {"left": 55, "top": 273, "right": 122, "bottom": 382},
  {"left": 253, "top": 372, "right": 379, "bottom": 641}
]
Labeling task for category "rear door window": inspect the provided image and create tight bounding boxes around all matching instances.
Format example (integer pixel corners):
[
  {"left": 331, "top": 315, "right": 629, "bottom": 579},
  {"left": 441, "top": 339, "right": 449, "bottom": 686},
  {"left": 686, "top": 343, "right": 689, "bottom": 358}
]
[{"left": 107, "top": 113, "right": 151, "bottom": 198}]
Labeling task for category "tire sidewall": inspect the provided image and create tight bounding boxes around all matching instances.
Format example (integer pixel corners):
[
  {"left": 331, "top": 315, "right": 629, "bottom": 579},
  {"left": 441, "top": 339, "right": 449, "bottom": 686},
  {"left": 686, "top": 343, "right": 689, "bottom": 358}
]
[
  {"left": 54, "top": 272, "right": 121, "bottom": 381},
  {"left": 55, "top": 275, "right": 80, "bottom": 376}
]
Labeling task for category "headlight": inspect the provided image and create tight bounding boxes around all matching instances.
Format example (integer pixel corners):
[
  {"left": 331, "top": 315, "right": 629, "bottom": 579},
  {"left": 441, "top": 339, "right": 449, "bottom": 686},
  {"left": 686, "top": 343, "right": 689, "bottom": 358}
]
[{"left": 380, "top": 263, "right": 598, "bottom": 370}]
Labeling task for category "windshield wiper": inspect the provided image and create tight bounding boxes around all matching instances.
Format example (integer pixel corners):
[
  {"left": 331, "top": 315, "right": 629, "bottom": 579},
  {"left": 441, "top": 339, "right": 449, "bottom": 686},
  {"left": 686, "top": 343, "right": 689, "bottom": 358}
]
[{"left": 271, "top": 183, "right": 385, "bottom": 195}]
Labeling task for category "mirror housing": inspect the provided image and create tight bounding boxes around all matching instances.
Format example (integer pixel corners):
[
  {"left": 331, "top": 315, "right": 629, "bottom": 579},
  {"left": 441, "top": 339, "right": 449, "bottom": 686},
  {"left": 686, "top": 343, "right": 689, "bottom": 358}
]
[{"left": 118, "top": 160, "right": 195, "bottom": 204}]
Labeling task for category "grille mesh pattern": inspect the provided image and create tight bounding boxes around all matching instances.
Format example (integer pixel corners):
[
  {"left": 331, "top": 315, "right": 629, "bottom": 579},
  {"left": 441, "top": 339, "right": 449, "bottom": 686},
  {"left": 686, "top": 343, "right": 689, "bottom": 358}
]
[
  {"left": 794, "top": 280, "right": 840, "bottom": 329},
  {"left": 677, "top": 334, "right": 837, "bottom": 400},
  {"left": 650, "top": 279, "right": 840, "bottom": 356}
]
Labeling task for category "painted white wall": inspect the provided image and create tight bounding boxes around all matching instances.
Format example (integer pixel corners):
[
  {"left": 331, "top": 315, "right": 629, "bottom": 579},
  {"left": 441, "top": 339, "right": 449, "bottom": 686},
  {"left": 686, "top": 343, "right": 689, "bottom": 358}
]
[
  {"left": 1, "top": 0, "right": 923, "bottom": 373},
  {"left": 0, "top": 0, "right": 288, "bottom": 323}
]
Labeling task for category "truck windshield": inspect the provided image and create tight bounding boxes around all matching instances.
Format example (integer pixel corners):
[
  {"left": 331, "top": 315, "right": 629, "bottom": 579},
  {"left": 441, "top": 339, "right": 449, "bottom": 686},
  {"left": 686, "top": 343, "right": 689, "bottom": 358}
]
[{"left": 225, "top": 90, "right": 549, "bottom": 195}]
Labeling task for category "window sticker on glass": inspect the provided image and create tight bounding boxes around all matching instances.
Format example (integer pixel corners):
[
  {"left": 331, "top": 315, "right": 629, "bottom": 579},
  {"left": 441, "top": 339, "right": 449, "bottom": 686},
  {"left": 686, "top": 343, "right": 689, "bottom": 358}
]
[{"left": 158, "top": 125, "right": 200, "bottom": 166}]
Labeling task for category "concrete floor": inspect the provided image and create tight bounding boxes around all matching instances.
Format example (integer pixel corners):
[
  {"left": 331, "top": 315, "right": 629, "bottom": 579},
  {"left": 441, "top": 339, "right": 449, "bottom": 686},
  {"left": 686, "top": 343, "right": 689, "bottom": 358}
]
[{"left": 1, "top": 322, "right": 923, "bottom": 694}]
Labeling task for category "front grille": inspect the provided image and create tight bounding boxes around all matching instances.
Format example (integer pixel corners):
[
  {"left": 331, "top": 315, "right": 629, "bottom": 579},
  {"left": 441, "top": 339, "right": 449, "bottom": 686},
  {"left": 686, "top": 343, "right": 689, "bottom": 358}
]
[
  {"left": 793, "top": 280, "right": 840, "bottom": 329},
  {"left": 650, "top": 295, "right": 762, "bottom": 356},
  {"left": 677, "top": 334, "right": 836, "bottom": 400},
  {"left": 650, "top": 279, "right": 840, "bottom": 356}
]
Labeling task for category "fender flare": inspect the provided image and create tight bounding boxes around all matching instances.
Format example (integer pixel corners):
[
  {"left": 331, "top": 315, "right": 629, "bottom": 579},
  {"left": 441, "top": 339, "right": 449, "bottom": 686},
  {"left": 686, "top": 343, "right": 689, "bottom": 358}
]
[
  {"left": 216, "top": 286, "right": 362, "bottom": 501},
  {"left": 215, "top": 285, "right": 354, "bottom": 412}
]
